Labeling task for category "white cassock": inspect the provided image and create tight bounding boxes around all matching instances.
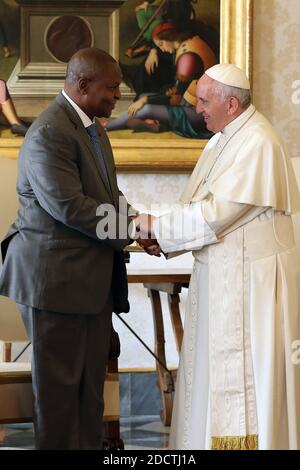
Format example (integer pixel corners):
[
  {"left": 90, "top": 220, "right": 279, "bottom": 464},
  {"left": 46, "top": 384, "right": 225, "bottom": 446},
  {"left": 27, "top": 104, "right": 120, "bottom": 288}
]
[{"left": 153, "top": 104, "right": 300, "bottom": 450}]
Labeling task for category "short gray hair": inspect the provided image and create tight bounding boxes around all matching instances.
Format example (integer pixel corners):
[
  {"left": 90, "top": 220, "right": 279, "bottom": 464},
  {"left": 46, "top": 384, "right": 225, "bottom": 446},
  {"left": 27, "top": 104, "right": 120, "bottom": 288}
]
[{"left": 214, "top": 82, "right": 251, "bottom": 108}]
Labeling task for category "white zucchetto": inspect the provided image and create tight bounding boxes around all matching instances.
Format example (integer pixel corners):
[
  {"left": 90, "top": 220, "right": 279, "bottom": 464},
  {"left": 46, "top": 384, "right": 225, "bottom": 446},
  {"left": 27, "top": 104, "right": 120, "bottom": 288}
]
[{"left": 205, "top": 64, "right": 251, "bottom": 90}]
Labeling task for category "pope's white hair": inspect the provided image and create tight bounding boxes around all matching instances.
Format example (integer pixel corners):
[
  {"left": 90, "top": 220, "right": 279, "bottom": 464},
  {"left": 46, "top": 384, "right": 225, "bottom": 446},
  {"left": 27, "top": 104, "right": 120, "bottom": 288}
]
[{"left": 214, "top": 82, "right": 251, "bottom": 108}]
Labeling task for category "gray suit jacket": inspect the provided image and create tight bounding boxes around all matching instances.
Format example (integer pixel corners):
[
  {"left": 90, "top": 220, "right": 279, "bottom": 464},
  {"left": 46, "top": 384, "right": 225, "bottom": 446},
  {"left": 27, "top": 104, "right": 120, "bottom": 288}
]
[{"left": 0, "top": 93, "right": 132, "bottom": 314}]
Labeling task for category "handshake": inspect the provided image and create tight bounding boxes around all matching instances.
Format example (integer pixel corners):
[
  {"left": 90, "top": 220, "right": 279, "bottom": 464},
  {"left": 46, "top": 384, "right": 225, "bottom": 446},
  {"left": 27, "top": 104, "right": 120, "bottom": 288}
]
[{"left": 132, "top": 213, "right": 161, "bottom": 257}]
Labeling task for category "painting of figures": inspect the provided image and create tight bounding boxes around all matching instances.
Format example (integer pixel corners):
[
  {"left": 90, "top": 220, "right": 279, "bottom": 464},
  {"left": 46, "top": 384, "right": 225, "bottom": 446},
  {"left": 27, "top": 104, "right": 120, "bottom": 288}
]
[{"left": 104, "top": 0, "right": 220, "bottom": 138}]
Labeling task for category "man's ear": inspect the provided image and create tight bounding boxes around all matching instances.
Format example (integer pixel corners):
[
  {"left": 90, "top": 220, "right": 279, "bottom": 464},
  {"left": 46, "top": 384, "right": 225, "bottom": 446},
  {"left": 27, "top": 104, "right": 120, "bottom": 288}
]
[
  {"left": 78, "top": 78, "right": 89, "bottom": 96},
  {"left": 227, "top": 96, "right": 239, "bottom": 116}
]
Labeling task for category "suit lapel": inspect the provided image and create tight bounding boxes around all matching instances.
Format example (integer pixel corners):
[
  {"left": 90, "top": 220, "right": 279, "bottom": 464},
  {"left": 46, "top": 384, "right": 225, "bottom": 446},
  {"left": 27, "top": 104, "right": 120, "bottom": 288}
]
[
  {"left": 94, "top": 119, "right": 119, "bottom": 206},
  {"left": 56, "top": 93, "right": 113, "bottom": 200},
  {"left": 77, "top": 124, "right": 113, "bottom": 198}
]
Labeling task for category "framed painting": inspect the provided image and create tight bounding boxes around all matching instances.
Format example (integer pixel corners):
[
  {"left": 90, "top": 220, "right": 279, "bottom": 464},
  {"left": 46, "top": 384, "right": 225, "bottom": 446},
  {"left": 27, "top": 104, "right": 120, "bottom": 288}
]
[
  {"left": 0, "top": 0, "right": 253, "bottom": 173},
  {"left": 0, "top": 0, "right": 20, "bottom": 81},
  {"left": 111, "top": 0, "right": 253, "bottom": 172}
]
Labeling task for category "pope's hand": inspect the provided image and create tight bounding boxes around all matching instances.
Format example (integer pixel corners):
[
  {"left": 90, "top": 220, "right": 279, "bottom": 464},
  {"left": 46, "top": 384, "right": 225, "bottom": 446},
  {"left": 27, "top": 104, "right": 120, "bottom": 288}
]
[{"left": 134, "top": 213, "right": 155, "bottom": 237}]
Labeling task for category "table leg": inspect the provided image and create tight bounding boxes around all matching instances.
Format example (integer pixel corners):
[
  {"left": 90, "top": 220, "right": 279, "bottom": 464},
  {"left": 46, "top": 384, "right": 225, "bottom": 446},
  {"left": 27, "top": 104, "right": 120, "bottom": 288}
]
[
  {"left": 0, "top": 425, "right": 5, "bottom": 444},
  {"left": 167, "top": 293, "right": 183, "bottom": 353},
  {"left": 4, "top": 342, "right": 12, "bottom": 362},
  {"left": 147, "top": 289, "right": 174, "bottom": 426}
]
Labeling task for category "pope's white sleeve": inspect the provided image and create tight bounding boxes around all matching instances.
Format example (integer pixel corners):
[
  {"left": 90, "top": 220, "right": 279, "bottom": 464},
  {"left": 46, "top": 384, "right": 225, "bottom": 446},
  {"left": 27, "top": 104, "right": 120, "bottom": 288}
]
[
  {"left": 153, "top": 196, "right": 265, "bottom": 254},
  {"left": 153, "top": 200, "right": 217, "bottom": 254}
]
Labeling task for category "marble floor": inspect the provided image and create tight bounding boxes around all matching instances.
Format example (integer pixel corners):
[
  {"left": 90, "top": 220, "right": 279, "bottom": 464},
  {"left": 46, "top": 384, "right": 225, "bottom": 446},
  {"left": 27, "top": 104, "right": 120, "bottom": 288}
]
[{"left": 0, "top": 415, "right": 170, "bottom": 450}]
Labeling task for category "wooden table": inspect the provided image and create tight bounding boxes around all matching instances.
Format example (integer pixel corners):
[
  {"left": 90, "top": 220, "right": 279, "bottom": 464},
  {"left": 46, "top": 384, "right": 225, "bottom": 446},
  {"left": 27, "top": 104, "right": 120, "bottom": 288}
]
[{"left": 127, "top": 267, "right": 191, "bottom": 426}]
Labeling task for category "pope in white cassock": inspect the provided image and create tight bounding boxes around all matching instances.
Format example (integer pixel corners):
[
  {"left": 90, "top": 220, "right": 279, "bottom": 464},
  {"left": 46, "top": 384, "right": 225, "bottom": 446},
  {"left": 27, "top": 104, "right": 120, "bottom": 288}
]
[{"left": 136, "top": 64, "right": 300, "bottom": 450}]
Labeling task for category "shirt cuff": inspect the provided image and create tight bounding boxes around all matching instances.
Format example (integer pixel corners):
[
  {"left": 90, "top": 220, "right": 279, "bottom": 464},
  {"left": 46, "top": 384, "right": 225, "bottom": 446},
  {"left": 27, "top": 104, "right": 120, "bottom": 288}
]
[
  {"left": 128, "top": 206, "right": 139, "bottom": 217},
  {"left": 128, "top": 219, "right": 137, "bottom": 240}
]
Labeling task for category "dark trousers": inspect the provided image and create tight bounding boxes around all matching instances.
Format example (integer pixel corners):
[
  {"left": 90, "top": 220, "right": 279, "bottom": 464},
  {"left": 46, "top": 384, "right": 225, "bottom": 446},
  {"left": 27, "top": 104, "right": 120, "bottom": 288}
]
[{"left": 17, "top": 301, "right": 112, "bottom": 450}]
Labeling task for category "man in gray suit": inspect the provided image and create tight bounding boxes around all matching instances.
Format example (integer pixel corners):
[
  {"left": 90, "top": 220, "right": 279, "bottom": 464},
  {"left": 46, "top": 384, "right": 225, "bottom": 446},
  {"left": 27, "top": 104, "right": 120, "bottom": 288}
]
[{"left": 0, "top": 48, "right": 157, "bottom": 449}]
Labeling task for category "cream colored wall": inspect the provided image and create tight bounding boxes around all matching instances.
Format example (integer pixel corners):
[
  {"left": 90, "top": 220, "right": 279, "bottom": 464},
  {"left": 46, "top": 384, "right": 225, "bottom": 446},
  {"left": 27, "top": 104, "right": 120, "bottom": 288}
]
[
  {"left": 252, "top": 0, "right": 300, "bottom": 249},
  {"left": 117, "top": 174, "right": 190, "bottom": 369},
  {"left": 253, "top": 0, "right": 300, "bottom": 158}
]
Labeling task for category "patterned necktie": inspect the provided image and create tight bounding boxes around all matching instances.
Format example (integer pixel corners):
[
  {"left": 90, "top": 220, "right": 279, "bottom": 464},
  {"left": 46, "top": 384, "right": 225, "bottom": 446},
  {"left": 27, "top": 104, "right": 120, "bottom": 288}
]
[{"left": 86, "top": 124, "right": 110, "bottom": 187}]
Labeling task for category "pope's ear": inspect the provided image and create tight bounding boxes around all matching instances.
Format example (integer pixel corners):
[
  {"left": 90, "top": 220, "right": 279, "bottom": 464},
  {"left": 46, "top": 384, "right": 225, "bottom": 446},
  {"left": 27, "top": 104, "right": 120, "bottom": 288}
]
[{"left": 227, "top": 96, "right": 240, "bottom": 115}]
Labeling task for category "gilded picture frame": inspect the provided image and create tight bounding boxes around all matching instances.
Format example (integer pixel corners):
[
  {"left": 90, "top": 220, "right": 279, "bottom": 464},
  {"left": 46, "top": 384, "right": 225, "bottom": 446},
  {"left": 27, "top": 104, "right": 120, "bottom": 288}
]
[
  {"left": 0, "top": 0, "right": 253, "bottom": 174},
  {"left": 112, "top": 0, "right": 253, "bottom": 173}
]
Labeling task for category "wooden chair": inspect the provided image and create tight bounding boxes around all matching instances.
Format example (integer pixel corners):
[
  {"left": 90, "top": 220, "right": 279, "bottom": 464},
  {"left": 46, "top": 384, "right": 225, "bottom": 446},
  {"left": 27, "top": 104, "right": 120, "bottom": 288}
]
[{"left": 0, "top": 297, "right": 33, "bottom": 443}]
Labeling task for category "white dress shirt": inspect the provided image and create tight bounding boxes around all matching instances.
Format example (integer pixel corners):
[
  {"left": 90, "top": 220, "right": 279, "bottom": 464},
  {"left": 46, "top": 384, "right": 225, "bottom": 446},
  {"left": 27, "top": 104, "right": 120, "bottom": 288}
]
[{"left": 62, "top": 89, "right": 93, "bottom": 128}]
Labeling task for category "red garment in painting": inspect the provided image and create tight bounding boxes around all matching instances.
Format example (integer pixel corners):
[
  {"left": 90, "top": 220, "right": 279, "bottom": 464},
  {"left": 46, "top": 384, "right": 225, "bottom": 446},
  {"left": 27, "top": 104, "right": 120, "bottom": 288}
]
[{"left": 175, "top": 36, "right": 217, "bottom": 105}]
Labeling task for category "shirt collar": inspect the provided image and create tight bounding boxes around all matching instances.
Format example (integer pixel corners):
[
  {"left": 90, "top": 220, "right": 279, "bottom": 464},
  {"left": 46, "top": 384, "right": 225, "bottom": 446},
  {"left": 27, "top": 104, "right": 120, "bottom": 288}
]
[
  {"left": 221, "top": 104, "right": 256, "bottom": 138},
  {"left": 62, "top": 90, "right": 93, "bottom": 128}
]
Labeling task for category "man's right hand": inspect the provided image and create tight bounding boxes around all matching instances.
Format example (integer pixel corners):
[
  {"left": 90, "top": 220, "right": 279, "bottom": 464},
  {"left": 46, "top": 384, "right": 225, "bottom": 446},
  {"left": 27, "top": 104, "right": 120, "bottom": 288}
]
[
  {"left": 137, "top": 236, "right": 161, "bottom": 257},
  {"left": 133, "top": 213, "right": 161, "bottom": 256}
]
